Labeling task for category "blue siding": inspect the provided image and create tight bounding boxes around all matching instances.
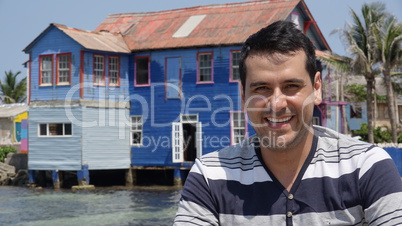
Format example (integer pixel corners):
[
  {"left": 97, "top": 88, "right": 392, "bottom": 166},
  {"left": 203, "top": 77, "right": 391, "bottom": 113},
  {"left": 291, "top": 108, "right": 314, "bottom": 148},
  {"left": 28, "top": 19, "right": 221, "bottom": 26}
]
[
  {"left": 29, "top": 27, "right": 130, "bottom": 102},
  {"left": 82, "top": 107, "right": 130, "bottom": 170},
  {"left": 384, "top": 147, "right": 402, "bottom": 176},
  {"left": 130, "top": 47, "right": 246, "bottom": 167},
  {"left": 345, "top": 103, "right": 367, "bottom": 130},
  {"left": 29, "top": 27, "right": 82, "bottom": 101},
  {"left": 28, "top": 107, "right": 82, "bottom": 170}
]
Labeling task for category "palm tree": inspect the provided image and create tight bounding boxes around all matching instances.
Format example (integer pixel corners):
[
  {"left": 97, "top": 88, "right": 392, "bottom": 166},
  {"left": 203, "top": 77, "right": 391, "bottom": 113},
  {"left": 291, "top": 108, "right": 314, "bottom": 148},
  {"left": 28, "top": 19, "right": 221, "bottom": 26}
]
[
  {"left": 376, "top": 13, "right": 402, "bottom": 143},
  {"left": 0, "top": 71, "right": 27, "bottom": 104},
  {"left": 319, "top": 3, "right": 387, "bottom": 143}
]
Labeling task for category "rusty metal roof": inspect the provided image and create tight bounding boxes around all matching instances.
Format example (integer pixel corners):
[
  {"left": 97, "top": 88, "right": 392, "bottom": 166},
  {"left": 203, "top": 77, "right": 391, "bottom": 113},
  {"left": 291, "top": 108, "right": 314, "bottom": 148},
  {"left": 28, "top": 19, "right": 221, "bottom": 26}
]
[
  {"left": 24, "top": 23, "right": 130, "bottom": 53},
  {"left": 95, "top": 0, "right": 303, "bottom": 51},
  {"left": 55, "top": 24, "right": 131, "bottom": 53}
]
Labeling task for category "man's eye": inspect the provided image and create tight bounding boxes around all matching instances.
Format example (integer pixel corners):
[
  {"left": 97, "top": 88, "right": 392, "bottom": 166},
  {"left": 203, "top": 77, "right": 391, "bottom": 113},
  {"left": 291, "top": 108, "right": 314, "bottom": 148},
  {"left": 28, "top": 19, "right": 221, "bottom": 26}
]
[
  {"left": 286, "top": 84, "right": 300, "bottom": 89},
  {"left": 255, "top": 86, "right": 269, "bottom": 91}
]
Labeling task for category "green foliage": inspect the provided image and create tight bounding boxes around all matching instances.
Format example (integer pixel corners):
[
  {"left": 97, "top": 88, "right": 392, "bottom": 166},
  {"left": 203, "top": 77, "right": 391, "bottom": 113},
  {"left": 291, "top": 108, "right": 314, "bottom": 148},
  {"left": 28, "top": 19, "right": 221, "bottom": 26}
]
[
  {"left": 0, "top": 70, "right": 27, "bottom": 104},
  {"left": 0, "top": 146, "right": 17, "bottom": 162},
  {"left": 354, "top": 123, "right": 393, "bottom": 143},
  {"left": 373, "top": 127, "right": 392, "bottom": 143},
  {"left": 354, "top": 123, "right": 394, "bottom": 144},
  {"left": 345, "top": 84, "right": 387, "bottom": 103},
  {"left": 354, "top": 123, "right": 369, "bottom": 141},
  {"left": 345, "top": 85, "right": 367, "bottom": 102}
]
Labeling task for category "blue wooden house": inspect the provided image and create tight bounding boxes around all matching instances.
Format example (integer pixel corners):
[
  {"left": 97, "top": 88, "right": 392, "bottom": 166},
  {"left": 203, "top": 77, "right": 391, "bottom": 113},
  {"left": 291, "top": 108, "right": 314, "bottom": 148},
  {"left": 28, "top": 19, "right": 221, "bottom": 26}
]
[
  {"left": 23, "top": 24, "right": 131, "bottom": 187},
  {"left": 24, "top": 0, "right": 337, "bottom": 187}
]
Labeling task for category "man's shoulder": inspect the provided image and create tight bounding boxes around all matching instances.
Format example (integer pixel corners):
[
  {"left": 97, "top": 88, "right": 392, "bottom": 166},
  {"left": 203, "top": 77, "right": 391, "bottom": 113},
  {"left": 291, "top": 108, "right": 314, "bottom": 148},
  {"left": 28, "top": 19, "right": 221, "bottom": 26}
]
[
  {"left": 199, "top": 135, "right": 258, "bottom": 163},
  {"left": 313, "top": 125, "right": 373, "bottom": 150},
  {"left": 312, "top": 125, "right": 390, "bottom": 163}
]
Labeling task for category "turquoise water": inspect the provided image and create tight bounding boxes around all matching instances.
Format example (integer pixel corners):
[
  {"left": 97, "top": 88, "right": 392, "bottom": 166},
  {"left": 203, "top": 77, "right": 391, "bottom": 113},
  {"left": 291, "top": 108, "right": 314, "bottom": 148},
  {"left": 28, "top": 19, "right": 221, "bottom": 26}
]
[{"left": 0, "top": 186, "right": 181, "bottom": 226}]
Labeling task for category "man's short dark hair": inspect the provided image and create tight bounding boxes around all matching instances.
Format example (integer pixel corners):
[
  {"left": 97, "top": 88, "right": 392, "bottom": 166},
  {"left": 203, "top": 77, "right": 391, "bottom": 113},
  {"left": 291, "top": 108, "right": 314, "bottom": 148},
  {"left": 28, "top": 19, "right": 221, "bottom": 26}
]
[{"left": 239, "top": 20, "right": 317, "bottom": 91}]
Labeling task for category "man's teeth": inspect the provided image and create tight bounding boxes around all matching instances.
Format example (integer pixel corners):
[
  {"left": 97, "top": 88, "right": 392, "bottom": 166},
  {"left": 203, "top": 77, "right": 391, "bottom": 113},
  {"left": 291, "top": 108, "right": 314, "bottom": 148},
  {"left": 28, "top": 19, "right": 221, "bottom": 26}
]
[{"left": 267, "top": 116, "right": 292, "bottom": 123}]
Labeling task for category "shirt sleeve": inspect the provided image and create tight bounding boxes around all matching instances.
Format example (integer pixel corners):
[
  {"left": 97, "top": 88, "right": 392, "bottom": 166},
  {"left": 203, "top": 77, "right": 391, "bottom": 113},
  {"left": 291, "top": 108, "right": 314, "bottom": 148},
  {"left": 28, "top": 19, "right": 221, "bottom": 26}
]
[
  {"left": 174, "top": 158, "right": 219, "bottom": 225},
  {"left": 358, "top": 146, "right": 402, "bottom": 224}
]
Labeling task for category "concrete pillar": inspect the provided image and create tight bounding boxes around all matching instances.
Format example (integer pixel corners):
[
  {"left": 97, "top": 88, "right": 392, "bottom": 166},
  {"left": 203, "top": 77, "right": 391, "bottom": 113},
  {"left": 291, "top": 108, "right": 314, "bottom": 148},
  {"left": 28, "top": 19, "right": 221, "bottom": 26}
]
[
  {"left": 77, "top": 164, "right": 89, "bottom": 186},
  {"left": 125, "top": 168, "right": 133, "bottom": 186},
  {"left": 132, "top": 169, "right": 137, "bottom": 185},
  {"left": 52, "top": 170, "right": 60, "bottom": 189},
  {"left": 173, "top": 167, "right": 182, "bottom": 186}
]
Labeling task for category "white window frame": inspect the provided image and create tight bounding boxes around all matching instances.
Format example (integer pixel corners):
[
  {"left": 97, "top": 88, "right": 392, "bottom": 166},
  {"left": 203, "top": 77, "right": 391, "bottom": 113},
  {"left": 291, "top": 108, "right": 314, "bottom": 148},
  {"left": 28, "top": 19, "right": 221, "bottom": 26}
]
[
  {"left": 231, "top": 112, "right": 246, "bottom": 145},
  {"left": 94, "top": 55, "right": 105, "bottom": 85},
  {"left": 40, "top": 55, "right": 53, "bottom": 86},
  {"left": 172, "top": 122, "right": 184, "bottom": 163},
  {"left": 109, "top": 56, "right": 119, "bottom": 86},
  {"left": 172, "top": 121, "right": 203, "bottom": 163},
  {"left": 180, "top": 114, "right": 198, "bottom": 123},
  {"left": 38, "top": 123, "right": 72, "bottom": 137},
  {"left": 131, "top": 116, "right": 143, "bottom": 146},
  {"left": 230, "top": 50, "right": 241, "bottom": 81},
  {"left": 197, "top": 52, "right": 213, "bottom": 83},
  {"left": 57, "top": 54, "right": 70, "bottom": 85}
]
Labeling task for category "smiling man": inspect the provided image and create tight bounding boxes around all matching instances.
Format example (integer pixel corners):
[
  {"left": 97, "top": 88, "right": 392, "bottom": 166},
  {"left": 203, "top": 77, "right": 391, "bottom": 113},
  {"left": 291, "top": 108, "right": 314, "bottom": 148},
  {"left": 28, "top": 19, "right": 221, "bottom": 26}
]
[{"left": 174, "top": 21, "right": 402, "bottom": 225}]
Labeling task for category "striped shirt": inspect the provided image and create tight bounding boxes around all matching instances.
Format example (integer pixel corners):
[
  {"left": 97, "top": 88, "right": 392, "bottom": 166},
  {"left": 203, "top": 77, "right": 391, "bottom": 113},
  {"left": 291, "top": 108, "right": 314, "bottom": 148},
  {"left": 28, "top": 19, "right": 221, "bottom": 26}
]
[{"left": 174, "top": 126, "right": 402, "bottom": 225}]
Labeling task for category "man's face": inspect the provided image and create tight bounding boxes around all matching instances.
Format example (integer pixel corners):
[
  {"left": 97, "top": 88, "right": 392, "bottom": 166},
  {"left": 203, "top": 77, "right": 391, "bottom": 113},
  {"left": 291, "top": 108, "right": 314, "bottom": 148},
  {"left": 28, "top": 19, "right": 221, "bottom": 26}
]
[{"left": 242, "top": 50, "right": 322, "bottom": 151}]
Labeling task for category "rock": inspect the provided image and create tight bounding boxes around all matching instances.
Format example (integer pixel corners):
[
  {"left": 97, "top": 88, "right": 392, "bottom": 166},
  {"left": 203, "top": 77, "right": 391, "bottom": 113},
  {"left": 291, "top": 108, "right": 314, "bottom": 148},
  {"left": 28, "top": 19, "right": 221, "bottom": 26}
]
[
  {"left": 0, "top": 171, "right": 8, "bottom": 185},
  {"left": 71, "top": 184, "right": 95, "bottom": 191},
  {"left": 11, "top": 170, "right": 29, "bottom": 186},
  {"left": 0, "top": 162, "right": 15, "bottom": 176}
]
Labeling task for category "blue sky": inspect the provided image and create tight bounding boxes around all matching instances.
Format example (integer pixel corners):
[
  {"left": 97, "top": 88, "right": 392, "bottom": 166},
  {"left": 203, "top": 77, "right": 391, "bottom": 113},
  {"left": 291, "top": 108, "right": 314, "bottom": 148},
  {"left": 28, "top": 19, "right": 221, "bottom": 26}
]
[{"left": 0, "top": 0, "right": 400, "bottom": 81}]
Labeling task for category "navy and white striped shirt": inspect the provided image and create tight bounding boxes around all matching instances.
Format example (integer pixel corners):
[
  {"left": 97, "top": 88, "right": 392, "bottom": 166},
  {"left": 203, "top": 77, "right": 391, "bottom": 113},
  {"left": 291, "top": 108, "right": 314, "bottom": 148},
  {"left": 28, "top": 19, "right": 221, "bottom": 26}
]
[{"left": 174, "top": 126, "right": 402, "bottom": 225}]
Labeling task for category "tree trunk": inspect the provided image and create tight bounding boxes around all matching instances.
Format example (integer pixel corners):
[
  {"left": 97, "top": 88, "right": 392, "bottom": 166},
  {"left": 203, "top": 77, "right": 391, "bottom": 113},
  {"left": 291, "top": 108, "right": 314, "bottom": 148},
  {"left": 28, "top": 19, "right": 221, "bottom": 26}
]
[
  {"left": 383, "top": 70, "right": 398, "bottom": 143},
  {"left": 367, "top": 78, "right": 374, "bottom": 143}
]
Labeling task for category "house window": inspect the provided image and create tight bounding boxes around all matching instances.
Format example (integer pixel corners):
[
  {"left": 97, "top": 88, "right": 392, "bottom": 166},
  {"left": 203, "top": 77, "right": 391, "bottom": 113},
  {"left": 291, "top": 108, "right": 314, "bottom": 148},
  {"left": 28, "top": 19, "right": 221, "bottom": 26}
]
[
  {"left": 312, "top": 117, "right": 320, "bottom": 125},
  {"left": 231, "top": 112, "right": 246, "bottom": 145},
  {"left": 39, "top": 123, "right": 72, "bottom": 137},
  {"left": 131, "top": 116, "right": 143, "bottom": 146},
  {"left": 181, "top": 114, "right": 198, "bottom": 123},
  {"left": 109, "top": 56, "right": 120, "bottom": 86},
  {"left": 350, "top": 104, "right": 362, "bottom": 119},
  {"left": 135, "top": 56, "right": 150, "bottom": 86},
  {"left": 94, "top": 55, "right": 105, "bottom": 85},
  {"left": 57, "top": 53, "right": 71, "bottom": 85},
  {"left": 290, "top": 12, "right": 302, "bottom": 30},
  {"left": 39, "top": 55, "right": 53, "bottom": 85},
  {"left": 197, "top": 52, "right": 213, "bottom": 83},
  {"left": 230, "top": 50, "right": 241, "bottom": 81}
]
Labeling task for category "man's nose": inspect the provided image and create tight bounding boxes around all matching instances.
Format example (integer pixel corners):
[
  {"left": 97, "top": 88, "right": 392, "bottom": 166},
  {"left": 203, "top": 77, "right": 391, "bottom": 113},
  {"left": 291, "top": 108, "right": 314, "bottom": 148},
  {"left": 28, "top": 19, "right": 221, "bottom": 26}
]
[{"left": 266, "top": 89, "right": 287, "bottom": 113}]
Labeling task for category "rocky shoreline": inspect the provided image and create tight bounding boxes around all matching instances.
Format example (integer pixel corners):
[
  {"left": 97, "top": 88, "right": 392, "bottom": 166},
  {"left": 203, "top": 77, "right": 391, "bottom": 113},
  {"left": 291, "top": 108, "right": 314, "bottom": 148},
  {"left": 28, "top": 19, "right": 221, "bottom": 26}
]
[{"left": 0, "top": 153, "right": 29, "bottom": 186}]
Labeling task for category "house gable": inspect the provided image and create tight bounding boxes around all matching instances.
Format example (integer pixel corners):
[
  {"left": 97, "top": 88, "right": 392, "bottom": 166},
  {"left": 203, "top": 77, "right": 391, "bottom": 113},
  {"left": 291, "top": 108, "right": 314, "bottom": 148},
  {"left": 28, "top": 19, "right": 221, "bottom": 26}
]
[{"left": 26, "top": 25, "right": 83, "bottom": 102}]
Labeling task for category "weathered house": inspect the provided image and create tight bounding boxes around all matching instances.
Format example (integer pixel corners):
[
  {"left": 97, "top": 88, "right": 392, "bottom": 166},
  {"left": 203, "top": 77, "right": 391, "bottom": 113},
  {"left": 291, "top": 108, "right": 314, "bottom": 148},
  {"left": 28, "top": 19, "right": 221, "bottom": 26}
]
[
  {"left": 343, "top": 76, "right": 402, "bottom": 132},
  {"left": 23, "top": 0, "right": 336, "bottom": 186},
  {"left": 0, "top": 104, "right": 28, "bottom": 153}
]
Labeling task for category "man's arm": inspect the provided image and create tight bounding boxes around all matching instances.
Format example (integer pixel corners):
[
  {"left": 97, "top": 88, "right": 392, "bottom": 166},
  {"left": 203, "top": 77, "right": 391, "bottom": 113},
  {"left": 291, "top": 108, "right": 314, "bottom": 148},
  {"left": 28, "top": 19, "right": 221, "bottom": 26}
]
[
  {"left": 174, "top": 159, "right": 219, "bottom": 225},
  {"left": 359, "top": 147, "right": 402, "bottom": 224}
]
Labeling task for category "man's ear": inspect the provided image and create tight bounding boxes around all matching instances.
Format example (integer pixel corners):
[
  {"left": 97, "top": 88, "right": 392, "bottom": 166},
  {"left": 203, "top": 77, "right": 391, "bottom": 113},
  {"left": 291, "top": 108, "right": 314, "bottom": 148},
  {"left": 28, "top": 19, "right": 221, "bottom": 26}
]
[{"left": 314, "top": 72, "right": 322, "bottom": 105}]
